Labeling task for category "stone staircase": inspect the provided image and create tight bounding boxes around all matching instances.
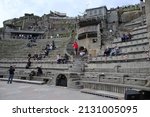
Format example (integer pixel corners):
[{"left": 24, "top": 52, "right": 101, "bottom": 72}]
[
  {"left": 124, "top": 15, "right": 146, "bottom": 30},
  {"left": 68, "top": 57, "right": 85, "bottom": 89}
]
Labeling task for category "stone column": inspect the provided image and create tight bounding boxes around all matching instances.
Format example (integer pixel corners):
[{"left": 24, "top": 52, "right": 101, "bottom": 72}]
[{"left": 145, "top": 0, "right": 150, "bottom": 46}]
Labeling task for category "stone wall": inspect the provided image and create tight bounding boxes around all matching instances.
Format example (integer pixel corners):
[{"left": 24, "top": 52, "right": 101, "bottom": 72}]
[
  {"left": 121, "top": 10, "right": 142, "bottom": 23},
  {"left": 107, "top": 10, "right": 119, "bottom": 23},
  {"left": 78, "top": 37, "right": 100, "bottom": 57}
]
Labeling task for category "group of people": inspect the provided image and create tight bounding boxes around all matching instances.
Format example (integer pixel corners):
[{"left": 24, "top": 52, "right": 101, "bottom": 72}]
[
  {"left": 7, "top": 39, "right": 85, "bottom": 84},
  {"left": 104, "top": 46, "right": 120, "bottom": 57},
  {"left": 43, "top": 40, "right": 56, "bottom": 58},
  {"left": 79, "top": 47, "right": 88, "bottom": 57},
  {"left": 121, "top": 33, "right": 132, "bottom": 42},
  {"left": 103, "top": 32, "right": 132, "bottom": 56},
  {"left": 7, "top": 64, "right": 43, "bottom": 84},
  {"left": 56, "top": 54, "right": 69, "bottom": 64},
  {"left": 26, "top": 38, "right": 37, "bottom": 47},
  {"left": 29, "top": 67, "right": 43, "bottom": 80},
  {"left": 33, "top": 53, "right": 42, "bottom": 60},
  {"left": 72, "top": 41, "right": 88, "bottom": 57}
]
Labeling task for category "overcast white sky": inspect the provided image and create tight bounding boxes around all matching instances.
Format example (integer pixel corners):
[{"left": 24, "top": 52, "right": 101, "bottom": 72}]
[{"left": 0, "top": 0, "right": 140, "bottom": 27}]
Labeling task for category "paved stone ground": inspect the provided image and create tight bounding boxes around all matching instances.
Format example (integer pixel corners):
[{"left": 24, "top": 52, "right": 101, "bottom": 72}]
[{"left": 0, "top": 81, "right": 113, "bottom": 100}]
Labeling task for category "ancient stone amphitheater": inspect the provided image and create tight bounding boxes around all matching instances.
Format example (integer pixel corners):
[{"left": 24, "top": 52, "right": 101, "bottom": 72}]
[{"left": 0, "top": 0, "right": 150, "bottom": 100}]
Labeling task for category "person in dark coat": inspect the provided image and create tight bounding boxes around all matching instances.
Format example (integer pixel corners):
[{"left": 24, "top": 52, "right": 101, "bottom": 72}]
[
  {"left": 52, "top": 40, "right": 56, "bottom": 50},
  {"left": 26, "top": 59, "right": 31, "bottom": 69},
  {"left": 37, "top": 67, "right": 43, "bottom": 76},
  {"left": 7, "top": 66, "right": 15, "bottom": 84},
  {"left": 63, "top": 54, "right": 69, "bottom": 64}
]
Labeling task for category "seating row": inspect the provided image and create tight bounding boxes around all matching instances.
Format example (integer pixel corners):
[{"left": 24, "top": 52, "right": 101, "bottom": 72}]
[
  {"left": 81, "top": 80, "right": 150, "bottom": 95},
  {"left": 112, "top": 38, "right": 148, "bottom": 48},
  {"left": 113, "top": 32, "right": 147, "bottom": 43},
  {"left": 100, "top": 45, "right": 148, "bottom": 56},
  {"left": 131, "top": 28, "right": 147, "bottom": 35},
  {"left": 133, "top": 25, "right": 147, "bottom": 31},
  {"left": 82, "top": 75, "right": 147, "bottom": 86},
  {"left": 91, "top": 53, "right": 149, "bottom": 62},
  {"left": 0, "top": 78, "right": 45, "bottom": 85},
  {"left": 124, "top": 19, "right": 146, "bottom": 27},
  {"left": 0, "top": 62, "right": 71, "bottom": 69}
]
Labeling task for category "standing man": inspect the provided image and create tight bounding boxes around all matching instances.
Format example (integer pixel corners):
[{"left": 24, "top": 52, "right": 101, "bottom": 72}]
[{"left": 8, "top": 65, "right": 15, "bottom": 84}]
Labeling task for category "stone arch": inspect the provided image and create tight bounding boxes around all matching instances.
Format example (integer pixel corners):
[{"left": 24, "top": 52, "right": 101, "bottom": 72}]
[{"left": 56, "top": 74, "right": 67, "bottom": 87}]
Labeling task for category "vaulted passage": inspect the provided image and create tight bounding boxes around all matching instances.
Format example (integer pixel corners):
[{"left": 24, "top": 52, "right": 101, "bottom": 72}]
[{"left": 56, "top": 74, "right": 67, "bottom": 87}]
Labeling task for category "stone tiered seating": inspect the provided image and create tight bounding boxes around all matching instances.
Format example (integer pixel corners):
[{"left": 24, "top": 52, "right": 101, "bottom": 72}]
[
  {"left": 113, "top": 33, "right": 147, "bottom": 43},
  {"left": 133, "top": 25, "right": 147, "bottom": 31},
  {"left": 0, "top": 35, "right": 73, "bottom": 85},
  {"left": 99, "top": 45, "right": 148, "bottom": 56},
  {"left": 1, "top": 14, "right": 150, "bottom": 99},
  {"left": 91, "top": 53, "right": 148, "bottom": 63},
  {"left": 0, "top": 57, "right": 72, "bottom": 85},
  {"left": 0, "top": 37, "right": 70, "bottom": 59},
  {"left": 0, "top": 67, "right": 55, "bottom": 84},
  {"left": 81, "top": 88, "right": 124, "bottom": 99},
  {"left": 131, "top": 28, "right": 147, "bottom": 35},
  {"left": 93, "top": 25, "right": 149, "bottom": 63},
  {"left": 81, "top": 23, "right": 150, "bottom": 99},
  {"left": 112, "top": 38, "right": 148, "bottom": 48},
  {"left": 0, "top": 60, "right": 71, "bottom": 69},
  {"left": 82, "top": 71, "right": 148, "bottom": 86},
  {"left": 120, "top": 45, "right": 148, "bottom": 54},
  {"left": 81, "top": 81, "right": 150, "bottom": 99},
  {"left": 124, "top": 16, "right": 146, "bottom": 29}
]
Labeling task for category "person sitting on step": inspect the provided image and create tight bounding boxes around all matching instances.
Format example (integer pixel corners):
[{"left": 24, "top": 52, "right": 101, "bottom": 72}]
[{"left": 37, "top": 66, "right": 43, "bottom": 76}]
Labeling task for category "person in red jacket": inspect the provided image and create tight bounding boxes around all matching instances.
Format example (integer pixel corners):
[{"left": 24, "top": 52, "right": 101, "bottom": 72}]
[{"left": 73, "top": 41, "right": 78, "bottom": 55}]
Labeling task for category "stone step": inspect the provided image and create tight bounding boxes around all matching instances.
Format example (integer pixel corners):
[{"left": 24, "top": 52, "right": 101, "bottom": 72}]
[
  {"left": 133, "top": 25, "right": 147, "bottom": 31},
  {"left": 81, "top": 88, "right": 124, "bottom": 100},
  {"left": 0, "top": 78, "right": 45, "bottom": 85},
  {"left": 0, "top": 38, "right": 69, "bottom": 59},
  {"left": 90, "top": 52, "right": 150, "bottom": 63},
  {"left": 113, "top": 33, "right": 147, "bottom": 43}
]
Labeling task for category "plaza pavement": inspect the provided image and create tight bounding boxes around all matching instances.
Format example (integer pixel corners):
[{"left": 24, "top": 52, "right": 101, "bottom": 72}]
[{"left": 0, "top": 81, "right": 112, "bottom": 100}]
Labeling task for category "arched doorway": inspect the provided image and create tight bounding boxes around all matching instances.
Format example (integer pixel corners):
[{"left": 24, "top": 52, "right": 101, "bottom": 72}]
[{"left": 56, "top": 74, "right": 67, "bottom": 87}]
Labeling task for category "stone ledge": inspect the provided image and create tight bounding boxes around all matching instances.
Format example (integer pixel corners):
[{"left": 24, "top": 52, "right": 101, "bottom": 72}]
[
  {"left": 81, "top": 81, "right": 150, "bottom": 91},
  {"left": 133, "top": 25, "right": 147, "bottom": 31},
  {"left": 113, "top": 34, "right": 147, "bottom": 43},
  {"left": 0, "top": 78, "right": 45, "bottom": 85},
  {"left": 81, "top": 88, "right": 124, "bottom": 100}
]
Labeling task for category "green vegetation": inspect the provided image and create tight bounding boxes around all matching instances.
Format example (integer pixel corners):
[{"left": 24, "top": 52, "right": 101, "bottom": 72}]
[{"left": 122, "top": 4, "right": 140, "bottom": 12}]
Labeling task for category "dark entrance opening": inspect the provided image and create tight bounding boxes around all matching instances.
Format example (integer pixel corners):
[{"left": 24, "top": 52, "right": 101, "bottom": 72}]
[{"left": 56, "top": 74, "right": 67, "bottom": 87}]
